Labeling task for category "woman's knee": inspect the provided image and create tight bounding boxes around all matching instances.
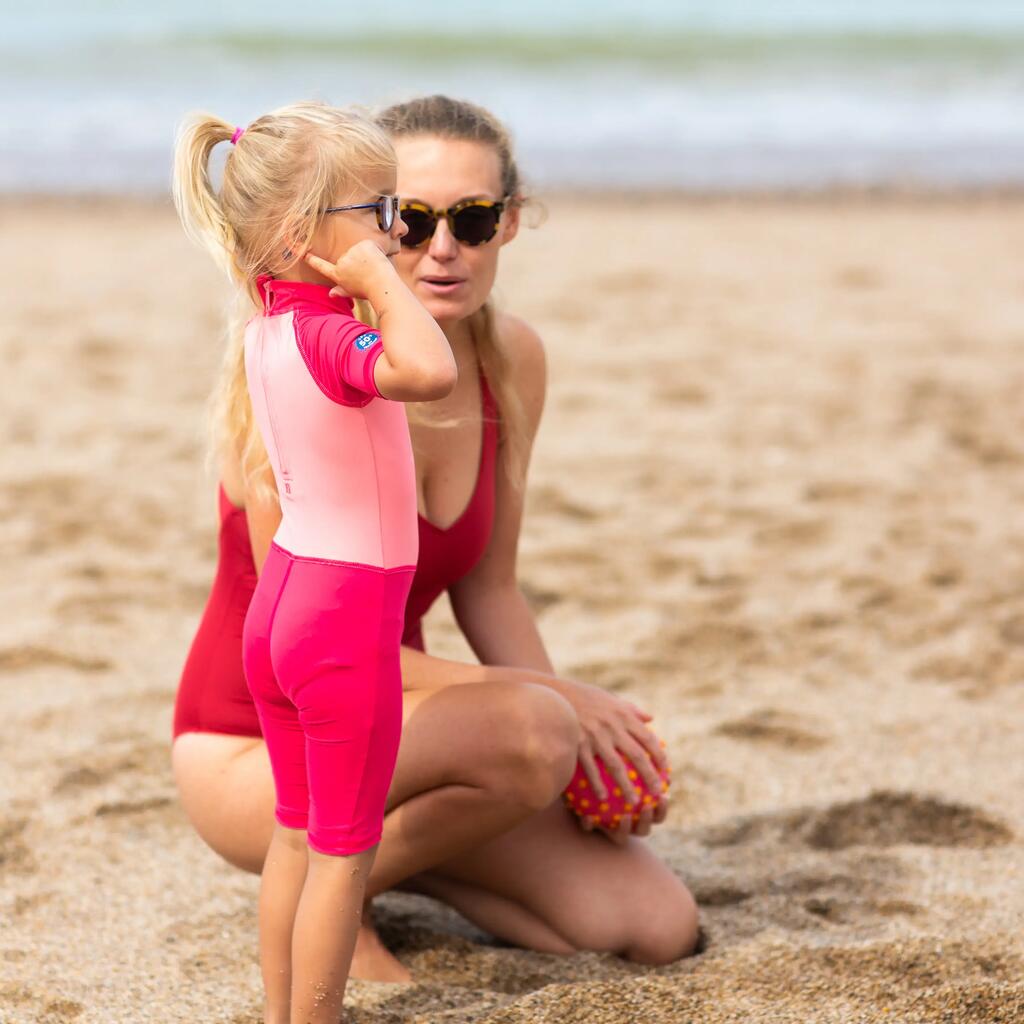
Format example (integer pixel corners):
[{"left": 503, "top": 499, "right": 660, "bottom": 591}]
[
  {"left": 485, "top": 683, "right": 579, "bottom": 811},
  {"left": 620, "top": 874, "right": 700, "bottom": 965}
]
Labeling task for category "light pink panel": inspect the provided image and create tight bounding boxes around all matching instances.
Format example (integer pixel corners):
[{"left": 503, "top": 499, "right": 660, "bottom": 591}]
[{"left": 244, "top": 312, "right": 418, "bottom": 569}]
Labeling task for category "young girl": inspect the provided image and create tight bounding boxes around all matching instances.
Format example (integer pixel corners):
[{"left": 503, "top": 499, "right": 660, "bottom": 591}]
[{"left": 173, "top": 102, "right": 455, "bottom": 1023}]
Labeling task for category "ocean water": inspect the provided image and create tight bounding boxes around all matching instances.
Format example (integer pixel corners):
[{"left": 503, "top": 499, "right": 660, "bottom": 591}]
[{"left": 3, "top": 1, "right": 1023, "bottom": 193}]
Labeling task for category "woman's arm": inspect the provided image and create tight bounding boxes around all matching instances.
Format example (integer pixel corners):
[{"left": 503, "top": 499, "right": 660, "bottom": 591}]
[
  {"left": 447, "top": 314, "right": 552, "bottom": 672},
  {"left": 447, "top": 317, "right": 669, "bottom": 816}
]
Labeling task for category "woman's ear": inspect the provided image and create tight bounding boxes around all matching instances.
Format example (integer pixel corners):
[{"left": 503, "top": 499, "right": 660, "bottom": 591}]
[{"left": 499, "top": 202, "right": 521, "bottom": 246}]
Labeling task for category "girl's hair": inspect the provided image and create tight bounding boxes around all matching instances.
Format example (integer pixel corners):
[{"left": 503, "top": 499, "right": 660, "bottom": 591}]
[
  {"left": 172, "top": 101, "right": 395, "bottom": 488},
  {"left": 375, "top": 95, "right": 531, "bottom": 488},
  {"left": 199, "top": 96, "right": 534, "bottom": 495}
]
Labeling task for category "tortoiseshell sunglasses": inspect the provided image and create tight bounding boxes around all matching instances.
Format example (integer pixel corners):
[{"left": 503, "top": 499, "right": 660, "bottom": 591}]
[{"left": 399, "top": 197, "right": 509, "bottom": 249}]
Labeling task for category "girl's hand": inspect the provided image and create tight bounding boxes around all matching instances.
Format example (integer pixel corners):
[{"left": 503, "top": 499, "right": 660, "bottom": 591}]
[
  {"left": 305, "top": 241, "right": 394, "bottom": 300},
  {"left": 554, "top": 678, "right": 670, "bottom": 823}
]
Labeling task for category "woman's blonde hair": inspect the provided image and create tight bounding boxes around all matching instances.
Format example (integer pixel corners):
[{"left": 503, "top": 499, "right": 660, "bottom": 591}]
[
  {"left": 376, "top": 95, "right": 532, "bottom": 488},
  {"left": 172, "top": 101, "right": 396, "bottom": 487}
]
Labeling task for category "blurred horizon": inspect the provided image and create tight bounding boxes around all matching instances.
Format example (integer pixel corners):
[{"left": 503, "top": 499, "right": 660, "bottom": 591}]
[{"left": 4, "top": 0, "right": 1024, "bottom": 194}]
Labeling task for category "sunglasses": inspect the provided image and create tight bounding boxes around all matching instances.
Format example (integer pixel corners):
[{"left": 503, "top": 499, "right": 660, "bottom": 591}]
[
  {"left": 323, "top": 194, "right": 400, "bottom": 233},
  {"left": 399, "top": 197, "right": 509, "bottom": 249}
]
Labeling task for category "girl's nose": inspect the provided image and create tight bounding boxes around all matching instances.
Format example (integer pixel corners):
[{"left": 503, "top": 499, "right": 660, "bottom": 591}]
[{"left": 392, "top": 210, "right": 408, "bottom": 240}]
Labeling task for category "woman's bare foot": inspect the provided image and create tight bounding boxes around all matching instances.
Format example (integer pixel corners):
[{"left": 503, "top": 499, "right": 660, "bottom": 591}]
[{"left": 349, "top": 905, "right": 412, "bottom": 983}]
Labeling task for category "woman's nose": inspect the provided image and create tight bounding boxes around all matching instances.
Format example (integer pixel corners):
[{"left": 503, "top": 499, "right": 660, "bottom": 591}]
[{"left": 428, "top": 216, "right": 458, "bottom": 260}]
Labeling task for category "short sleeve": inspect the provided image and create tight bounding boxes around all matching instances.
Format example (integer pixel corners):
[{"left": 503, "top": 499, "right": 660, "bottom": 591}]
[{"left": 292, "top": 310, "right": 385, "bottom": 407}]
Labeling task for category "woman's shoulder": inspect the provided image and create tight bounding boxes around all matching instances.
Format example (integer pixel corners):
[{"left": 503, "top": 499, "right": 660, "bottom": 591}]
[
  {"left": 495, "top": 312, "right": 546, "bottom": 386},
  {"left": 493, "top": 311, "right": 546, "bottom": 429}
]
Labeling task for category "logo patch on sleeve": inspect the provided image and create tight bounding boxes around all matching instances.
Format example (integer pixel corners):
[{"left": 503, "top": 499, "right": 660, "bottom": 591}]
[{"left": 354, "top": 331, "right": 381, "bottom": 351}]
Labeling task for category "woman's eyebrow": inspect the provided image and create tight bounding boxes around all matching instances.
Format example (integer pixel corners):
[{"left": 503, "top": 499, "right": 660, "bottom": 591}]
[{"left": 402, "top": 194, "right": 496, "bottom": 207}]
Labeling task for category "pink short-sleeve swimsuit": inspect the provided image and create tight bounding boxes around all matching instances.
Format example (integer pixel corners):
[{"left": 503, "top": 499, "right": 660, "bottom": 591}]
[{"left": 241, "top": 275, "right": 416, "bottom": 856}]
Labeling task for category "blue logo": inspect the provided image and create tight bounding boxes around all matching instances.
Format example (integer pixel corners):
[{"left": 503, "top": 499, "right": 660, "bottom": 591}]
[{"left": 354, "top": 331, "right": 380, "bottom": 351}]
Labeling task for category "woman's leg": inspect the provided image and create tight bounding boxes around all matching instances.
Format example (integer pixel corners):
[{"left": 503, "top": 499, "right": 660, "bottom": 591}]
[
  {"left": 173, "top": 657, "right": 696, "bottom": 969},
  {"left": 172, "top": 679, "right": 579, "bottom": 978},
  {"left": 412, "top": 801, "right": 699, "bottom": 965}
]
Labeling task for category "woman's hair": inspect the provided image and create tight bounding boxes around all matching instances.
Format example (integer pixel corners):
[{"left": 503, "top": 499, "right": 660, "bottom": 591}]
[
  {"left": 375, "top": 95, "right": 531, "bottom": 489},
  {"left": 172, "top": 101, "right": 396, "bottom": 489}
]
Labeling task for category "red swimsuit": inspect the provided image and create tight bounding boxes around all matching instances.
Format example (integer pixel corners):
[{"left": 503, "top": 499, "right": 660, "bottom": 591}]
[{"left": 173, "top": 373, "right": 498, "bottom": 740}]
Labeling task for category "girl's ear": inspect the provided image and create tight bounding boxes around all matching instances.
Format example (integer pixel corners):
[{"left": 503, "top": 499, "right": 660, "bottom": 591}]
[{"left": 499, "top": 202, "right": 521, "bottom": 246}]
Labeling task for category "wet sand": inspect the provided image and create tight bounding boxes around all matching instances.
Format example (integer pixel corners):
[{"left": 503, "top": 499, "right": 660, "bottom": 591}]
[{"left": 1, "top": 194, "right": 1023, "bottom": 1022}]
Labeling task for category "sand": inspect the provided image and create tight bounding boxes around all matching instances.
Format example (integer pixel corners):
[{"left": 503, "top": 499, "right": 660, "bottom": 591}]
[{"left": 1, "top": 194, "right": 1023, "bottom": 1023}]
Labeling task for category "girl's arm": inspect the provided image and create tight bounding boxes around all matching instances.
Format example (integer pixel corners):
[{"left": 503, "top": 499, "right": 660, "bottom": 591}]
[{"left": 305, "top": 245, "right": 456, "bottom": 402}]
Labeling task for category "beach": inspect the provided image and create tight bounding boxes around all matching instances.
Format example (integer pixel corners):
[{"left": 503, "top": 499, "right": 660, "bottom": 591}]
[{"left": 2, "top": 193, "right": 1023, "bottom": 1022}]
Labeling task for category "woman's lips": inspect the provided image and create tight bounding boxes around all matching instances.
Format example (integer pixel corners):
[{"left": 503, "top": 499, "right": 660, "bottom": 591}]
[{"left": 419, "top": 277, "right": 466, "bottom": 296}]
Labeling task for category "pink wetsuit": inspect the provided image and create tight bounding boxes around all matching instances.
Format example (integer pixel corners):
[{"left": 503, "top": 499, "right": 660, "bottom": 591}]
[{"left": 242, "top": 276, "right": 416, "bottom": 856}]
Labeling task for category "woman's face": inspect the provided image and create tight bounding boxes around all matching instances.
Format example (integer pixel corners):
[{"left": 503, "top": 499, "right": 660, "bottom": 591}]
[{"left": 393, "top": 136, "right": 519, "bottom": 330}]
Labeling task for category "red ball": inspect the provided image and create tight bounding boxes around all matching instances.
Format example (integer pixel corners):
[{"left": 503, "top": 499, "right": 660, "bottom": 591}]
[{"left": 562, "top": 749, "right": 671, "bottom": 829}]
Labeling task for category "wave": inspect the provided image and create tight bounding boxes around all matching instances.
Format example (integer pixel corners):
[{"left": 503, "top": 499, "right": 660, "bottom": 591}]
[
  {"left": 7, "top": 28, "right": 1024, "bottom": 71},
  {"left": 114, "top": 29, "right": 1024, "bottom": 67}
]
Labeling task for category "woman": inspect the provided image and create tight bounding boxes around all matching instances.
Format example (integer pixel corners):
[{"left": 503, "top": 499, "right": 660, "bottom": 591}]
[{"left": 172, "top": 95, "right": 698, "bottom": 981}]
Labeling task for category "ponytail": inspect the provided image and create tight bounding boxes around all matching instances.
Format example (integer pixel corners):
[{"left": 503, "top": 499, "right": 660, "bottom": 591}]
[{"left": 172, "top": 113, "right": 241, "bottom": 280}]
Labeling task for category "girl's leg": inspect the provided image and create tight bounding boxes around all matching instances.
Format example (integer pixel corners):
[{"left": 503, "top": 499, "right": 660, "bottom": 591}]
[
  {"left": 259, "top": 825, "right": 309, "bottom": 1024},
  {"left": 290, "top": 846, "right": 376, "bottom": 1024}
]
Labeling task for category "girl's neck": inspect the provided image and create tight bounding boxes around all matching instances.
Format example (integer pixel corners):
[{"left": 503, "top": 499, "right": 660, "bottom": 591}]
[{"left": 276, "top": 261, "right": 331, "bottom": 287}]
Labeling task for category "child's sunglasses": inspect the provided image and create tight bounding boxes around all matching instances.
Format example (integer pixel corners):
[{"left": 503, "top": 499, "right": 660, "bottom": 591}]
[
  {"left": 399, "top": 197, "right": 509, "bottom": 249},
  {"left": 323, "top": 194, "right": 401, "bottom": 233}
]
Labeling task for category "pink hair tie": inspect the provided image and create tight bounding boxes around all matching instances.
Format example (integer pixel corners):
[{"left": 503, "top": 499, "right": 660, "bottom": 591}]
[{"left": 230, "top": 126, "right": 245, "bottom": 145}]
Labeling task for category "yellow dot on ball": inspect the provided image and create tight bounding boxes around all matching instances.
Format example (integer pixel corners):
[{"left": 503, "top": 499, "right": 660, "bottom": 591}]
[
  {"left": 566, "top": 792, "right": 575, "bottom": 801},
  {"left": 635, "top": 788, "right": 643, "bottom": 798},
  {"left": 589, "top": 816, "right": 599, "bottom": 826},
  {"left": 613, "top": 787, "right": 622, "bottom": 797},
  {"left": 579, "top": 779, "right": 588, "bottom": 788},
  {"left": 627, "top": 769, "right": 638, "bottom": 781},
  {"left": 599, "top": 802, "right": 609, "bottom": 812},
  {"left": 662, "top": 781, "right": 670, "bottom": 791},
  {"left": 624, "top": 803, "right": 633, "bottom": 811},
  {"left": 580, "top": 799, "right": 590, "bottom": 809},
  {"left": 642, "top": 794, "right": 653, "bottom": 805}
]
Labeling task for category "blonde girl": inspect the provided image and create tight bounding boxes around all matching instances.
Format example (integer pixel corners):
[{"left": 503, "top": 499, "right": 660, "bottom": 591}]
[{"left": 173, "top": 101, "right": 455, "bottom": 1023}]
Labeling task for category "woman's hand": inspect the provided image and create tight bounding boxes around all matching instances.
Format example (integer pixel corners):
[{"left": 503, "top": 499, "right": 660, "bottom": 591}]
[
  {"left": 305, "top": 241, "right": 394, "bottom": 301},
  {"left": 551, "top": 678, "right": 671, "bottom": 839}
]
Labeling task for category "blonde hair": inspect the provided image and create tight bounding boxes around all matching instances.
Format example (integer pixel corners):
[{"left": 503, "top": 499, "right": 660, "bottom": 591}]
[
  {"left": 376, "top": 95, "right": 534, "bottom": 488},
  {"left": 172, "top": 101, "right": 396, "bottom": 486}
]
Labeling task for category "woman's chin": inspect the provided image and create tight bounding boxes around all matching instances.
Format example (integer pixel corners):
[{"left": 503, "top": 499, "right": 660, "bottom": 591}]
[{"left": 418, "top": 294, "right": 476, "bottom": 325}]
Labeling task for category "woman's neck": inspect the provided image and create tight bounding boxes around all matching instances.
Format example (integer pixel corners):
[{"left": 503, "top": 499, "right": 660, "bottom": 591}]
[{"left": 439, "top": 318, "right": 476, "bottom": 370}]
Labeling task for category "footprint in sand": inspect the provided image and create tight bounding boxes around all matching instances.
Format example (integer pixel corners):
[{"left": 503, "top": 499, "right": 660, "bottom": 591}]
[
  {"left": 527, "top": 483, "right": 600, "bottom": 522},
  {"left": 94, "top": 796, "right": 173, "bottom": 818},
  {"left": 0, "top": 818, "right": 36, "bottom": 875},
  {"left": 702, "top": 791, "right": 1013, "bottom": 851},
  {"left": 53, "top": 740, "right": 169, "bottom": 796},
  {"left": 0, "top": 644, "right": 111, "bottom": 674},
  {"left": 713, "top": 709, "right": 829, "bottom": 752},
  {"left": 518, "top": 581, "right": 562, "bottom": 615},
  {"left": 0, "top": 983, "right": 84, "bottom": 1022},
  {"left": 753, "top": 517, "right": 830, "bottom": 548}
]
